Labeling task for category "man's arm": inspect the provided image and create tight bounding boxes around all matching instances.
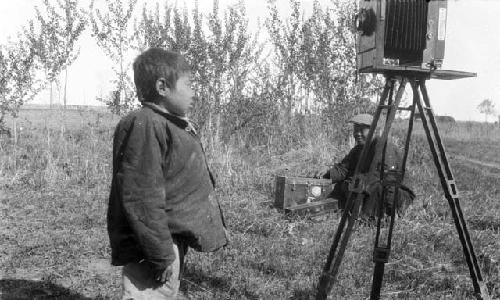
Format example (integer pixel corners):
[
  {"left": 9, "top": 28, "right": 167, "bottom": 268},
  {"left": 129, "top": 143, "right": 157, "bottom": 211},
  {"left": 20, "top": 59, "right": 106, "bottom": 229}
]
[
  {"left": 116, "top": 116, "right": 175, "bottom": 272},
  {"left": 326, "top": 145, "right": 363, "bottom": 182},
  {"left": 327, "top": 161, "right": 349, "bottom": 183}
]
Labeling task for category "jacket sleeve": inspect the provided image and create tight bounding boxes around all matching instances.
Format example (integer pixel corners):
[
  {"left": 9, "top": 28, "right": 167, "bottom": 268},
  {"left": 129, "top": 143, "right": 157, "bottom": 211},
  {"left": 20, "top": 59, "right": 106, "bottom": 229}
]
[
  {"left": 115, "top": 116, "right": 175, "bottom": 269},
  {"left": 328, "top": 145, "right": 362, "bottom": 183},
  {"left": 329, "top": 161, "right": 349, "bottom": 182}
]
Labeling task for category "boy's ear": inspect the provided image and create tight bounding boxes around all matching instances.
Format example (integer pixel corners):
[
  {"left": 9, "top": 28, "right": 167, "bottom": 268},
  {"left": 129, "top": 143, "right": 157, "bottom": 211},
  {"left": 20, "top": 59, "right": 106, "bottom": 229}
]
[{"left": 155, "top": 77, "right": 170, "bottom": 97}]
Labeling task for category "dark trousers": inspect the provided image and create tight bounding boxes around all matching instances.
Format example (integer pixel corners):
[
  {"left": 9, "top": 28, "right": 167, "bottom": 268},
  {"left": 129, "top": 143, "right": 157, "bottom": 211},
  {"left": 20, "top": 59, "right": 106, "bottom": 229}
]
[{"left": 329, "top": 181, "right": 414, "bottom": 217}]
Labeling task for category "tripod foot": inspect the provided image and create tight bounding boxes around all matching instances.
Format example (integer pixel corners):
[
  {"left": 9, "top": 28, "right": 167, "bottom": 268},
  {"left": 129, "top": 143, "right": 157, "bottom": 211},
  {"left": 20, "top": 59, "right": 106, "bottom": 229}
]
[
  {"left": 316, "top": 273, "right": 336, "bottom": 300},
  {"left": 477, "top": 282, "right": 491, "bottom": 300}
]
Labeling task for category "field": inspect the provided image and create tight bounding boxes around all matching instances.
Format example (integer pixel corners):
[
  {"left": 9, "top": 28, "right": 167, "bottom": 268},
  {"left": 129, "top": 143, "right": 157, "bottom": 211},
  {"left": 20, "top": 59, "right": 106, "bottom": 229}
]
[{"left": 0, "top": 108, "right": 499, "bottom": 299}]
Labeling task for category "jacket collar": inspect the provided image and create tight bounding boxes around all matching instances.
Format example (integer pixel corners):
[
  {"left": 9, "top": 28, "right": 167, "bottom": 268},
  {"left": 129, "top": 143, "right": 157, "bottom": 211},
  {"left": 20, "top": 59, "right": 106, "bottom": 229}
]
[{"left": 142, "top": 102, "right": 198, "bottom": 135}]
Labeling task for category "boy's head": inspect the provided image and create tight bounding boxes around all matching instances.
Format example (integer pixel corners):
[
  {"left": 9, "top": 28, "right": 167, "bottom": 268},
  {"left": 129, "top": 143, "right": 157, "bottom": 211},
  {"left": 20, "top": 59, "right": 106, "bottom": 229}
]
[
  {"left": 133, "top": 48, "right": 194, "bottom": 116},
  {"left": 348, "top": 113, "right": 373, "bottom": 145}
]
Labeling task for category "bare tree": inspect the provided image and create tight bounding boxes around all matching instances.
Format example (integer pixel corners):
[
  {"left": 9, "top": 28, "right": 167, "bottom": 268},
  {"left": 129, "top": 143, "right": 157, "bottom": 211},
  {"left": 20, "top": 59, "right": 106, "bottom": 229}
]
[
  {"left": 0, "top": 40, "right": 40, "bottom": 132},
  {"left": 25, "top": 0, "right": 86, "bottom": 108},
  {"left": 90, "top": 0, "right": 138, "bottom": 115},
  {"left": 477, "top": 98, "right": 496, "bottom": 122},
  {"left": 133, "top": 2, "right": 172, "bottom": 51}
]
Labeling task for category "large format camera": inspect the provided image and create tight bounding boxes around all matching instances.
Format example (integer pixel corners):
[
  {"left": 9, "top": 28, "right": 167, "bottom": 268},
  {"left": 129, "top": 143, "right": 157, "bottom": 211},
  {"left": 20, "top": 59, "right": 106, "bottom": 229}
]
[{"left": 356, "top": 0, "right": 447, "bottom": 72}]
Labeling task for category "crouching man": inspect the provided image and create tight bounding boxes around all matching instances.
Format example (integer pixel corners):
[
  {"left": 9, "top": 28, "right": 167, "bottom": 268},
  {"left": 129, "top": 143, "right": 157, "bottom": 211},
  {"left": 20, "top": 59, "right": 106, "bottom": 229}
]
[{"left": 315, "top": 113, "right": 415, "bottom": 219}]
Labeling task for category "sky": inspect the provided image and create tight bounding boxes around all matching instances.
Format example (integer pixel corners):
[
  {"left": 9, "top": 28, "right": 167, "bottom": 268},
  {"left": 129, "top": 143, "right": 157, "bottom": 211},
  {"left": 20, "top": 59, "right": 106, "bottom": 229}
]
[{"left": 1, "top": 0, "right": 499, "bottom": 122}]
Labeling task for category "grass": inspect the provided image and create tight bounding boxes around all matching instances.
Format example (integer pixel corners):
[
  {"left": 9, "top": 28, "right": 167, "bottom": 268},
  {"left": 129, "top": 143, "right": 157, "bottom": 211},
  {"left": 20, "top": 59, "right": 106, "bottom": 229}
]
[{"left": 0, "top": 109, "right": 499, "bottom": 299}]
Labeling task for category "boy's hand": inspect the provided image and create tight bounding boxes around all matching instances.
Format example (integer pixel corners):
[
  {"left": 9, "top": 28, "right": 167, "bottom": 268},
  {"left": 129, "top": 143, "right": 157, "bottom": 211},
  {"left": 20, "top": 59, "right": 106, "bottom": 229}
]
[{"left": 154, "top": 264, "right": 173, "bottom": 284}]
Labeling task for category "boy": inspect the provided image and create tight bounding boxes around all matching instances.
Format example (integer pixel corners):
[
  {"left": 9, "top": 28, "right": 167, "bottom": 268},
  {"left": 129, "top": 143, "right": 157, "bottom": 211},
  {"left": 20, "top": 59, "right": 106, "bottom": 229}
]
[
  {"left": 315, "top": 113, "right": 415, "bottom": 218},
  {"left": 107, "top": 48, "right": 228, "bottom": 299}
]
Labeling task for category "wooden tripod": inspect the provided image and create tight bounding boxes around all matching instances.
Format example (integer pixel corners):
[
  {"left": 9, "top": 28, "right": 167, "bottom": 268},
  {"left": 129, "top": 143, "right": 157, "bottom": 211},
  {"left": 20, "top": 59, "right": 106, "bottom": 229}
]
[{"left": 315, "top": 73, "right": 491, "bottom": 300}]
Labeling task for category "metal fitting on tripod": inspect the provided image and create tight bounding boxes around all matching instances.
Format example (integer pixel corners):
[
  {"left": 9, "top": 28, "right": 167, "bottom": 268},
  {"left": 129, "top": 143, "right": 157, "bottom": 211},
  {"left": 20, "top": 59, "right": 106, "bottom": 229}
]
[
  {"left": 373, "top": 247, "right": 391, "bottom": 263},
  {"left": 348, "top": 173, "right": 370, "bottom": 194},
  {"left": 381, "top": 169, "right": 402, "bottom": 188}
]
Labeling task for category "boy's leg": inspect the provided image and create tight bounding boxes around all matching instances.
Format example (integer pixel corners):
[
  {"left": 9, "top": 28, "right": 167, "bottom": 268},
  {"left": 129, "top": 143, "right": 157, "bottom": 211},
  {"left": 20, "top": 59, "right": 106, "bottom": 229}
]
[{"left": 122, "top": 239, "right": 186, "bottom": 300}]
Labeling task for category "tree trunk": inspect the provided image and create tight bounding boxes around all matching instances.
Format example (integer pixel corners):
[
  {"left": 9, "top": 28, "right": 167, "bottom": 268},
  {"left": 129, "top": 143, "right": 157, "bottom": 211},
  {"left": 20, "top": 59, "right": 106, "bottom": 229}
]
[
  {"left": 50, "top": 81, "right": 53, "bottom": 108},
  {"left": 64, "top": 69, "right": 68, "bottom": 109}
]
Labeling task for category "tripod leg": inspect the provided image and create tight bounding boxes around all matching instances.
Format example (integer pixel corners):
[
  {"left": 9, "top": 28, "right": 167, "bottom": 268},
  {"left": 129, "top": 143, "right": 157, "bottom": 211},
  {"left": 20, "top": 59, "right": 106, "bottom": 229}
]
[
  {"left": 316, "top": 192, "right": 364, "bottom": 300},
  {"left": 369, "top": 78, "right": 409, "bottom": 300},
  {"left": 415, "top": 79, "right": 490, "bottom": 300},
  {"left": 316, "top": 78, "right": 395, "bottom": 300}
]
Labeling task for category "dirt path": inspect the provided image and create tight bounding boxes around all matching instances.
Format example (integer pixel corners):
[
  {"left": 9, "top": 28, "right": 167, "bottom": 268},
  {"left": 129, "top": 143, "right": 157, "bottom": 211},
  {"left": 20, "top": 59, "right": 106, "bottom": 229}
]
[{"left": 453, "top": 154, "right": 500, "bottom": 170}]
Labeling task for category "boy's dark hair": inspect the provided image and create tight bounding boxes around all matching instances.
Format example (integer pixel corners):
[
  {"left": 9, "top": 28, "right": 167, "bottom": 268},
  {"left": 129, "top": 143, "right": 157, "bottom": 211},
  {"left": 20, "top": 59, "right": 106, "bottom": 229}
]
[{"left": 133, "top": 48, "right": 191, "bottom": 103}]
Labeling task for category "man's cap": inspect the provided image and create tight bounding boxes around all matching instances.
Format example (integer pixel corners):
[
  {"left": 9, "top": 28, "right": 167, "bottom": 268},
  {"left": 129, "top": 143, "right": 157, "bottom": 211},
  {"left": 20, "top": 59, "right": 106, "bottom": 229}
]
[{"left": 348, "top": 113, "right": 373, "bottom": 126}]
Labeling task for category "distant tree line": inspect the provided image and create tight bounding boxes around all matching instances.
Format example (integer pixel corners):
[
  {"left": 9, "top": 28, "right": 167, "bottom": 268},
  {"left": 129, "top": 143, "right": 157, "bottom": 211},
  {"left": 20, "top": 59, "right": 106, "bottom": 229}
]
[
  {"left": 0, "top": 0, "right": 86, "bottom": 131},
  {"left": 0, "top": 0, "right": 382, "bottom": 151}
]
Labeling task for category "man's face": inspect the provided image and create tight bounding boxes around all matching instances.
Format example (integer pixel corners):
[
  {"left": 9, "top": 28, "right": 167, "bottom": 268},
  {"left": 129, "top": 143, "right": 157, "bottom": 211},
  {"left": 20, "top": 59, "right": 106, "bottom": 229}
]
[
  {"left": 353, "top": 123, "right": 370, "bottom": 145},
  {"left": 157, "top": 73, "right": 194, "bottom": 117}
]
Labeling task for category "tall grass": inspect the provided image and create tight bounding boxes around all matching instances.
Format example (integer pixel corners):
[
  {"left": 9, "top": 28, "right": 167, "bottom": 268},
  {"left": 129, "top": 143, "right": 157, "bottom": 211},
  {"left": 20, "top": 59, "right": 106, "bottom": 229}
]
[
  {"left": 0, "top": 110, "right": 116, "bottom": 191},
  {"left": 0, "top": 110, "right": 498, "bottom": 299}
]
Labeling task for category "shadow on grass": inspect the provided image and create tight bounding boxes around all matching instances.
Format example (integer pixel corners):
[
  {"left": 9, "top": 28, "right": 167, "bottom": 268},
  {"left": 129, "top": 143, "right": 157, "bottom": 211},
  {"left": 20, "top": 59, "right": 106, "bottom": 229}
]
[
  {"left": 181, "top": 268, "right": 260, "bottom": 300},
  {"left": 0, "top": 279, "right": 92, "bottom": 300},
  {"left": 290, "top": 288, "right": 315, "bottom": 300},
  {"left": 245, "top": 259, "right": 292, "bottom": 279}
]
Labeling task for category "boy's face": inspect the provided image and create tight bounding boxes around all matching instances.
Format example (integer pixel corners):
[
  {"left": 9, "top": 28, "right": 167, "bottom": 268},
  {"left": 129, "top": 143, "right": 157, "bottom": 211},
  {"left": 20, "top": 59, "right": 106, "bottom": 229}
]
[
  {"left": 156, "top": 73, "right": 194, "bottom": 117},
  {"left": 353, "top": 123, "right": 370, "bottom": 145}
]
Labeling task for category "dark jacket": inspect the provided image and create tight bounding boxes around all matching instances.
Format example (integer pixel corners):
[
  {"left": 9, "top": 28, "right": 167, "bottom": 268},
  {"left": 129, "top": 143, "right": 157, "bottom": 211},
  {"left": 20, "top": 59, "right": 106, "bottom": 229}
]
[
  {"left": 325, "top": 137, "right": 415, "bottom": 216},
  {"left": 107, "top": 104, "right": 227, "bottom": 270}
]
